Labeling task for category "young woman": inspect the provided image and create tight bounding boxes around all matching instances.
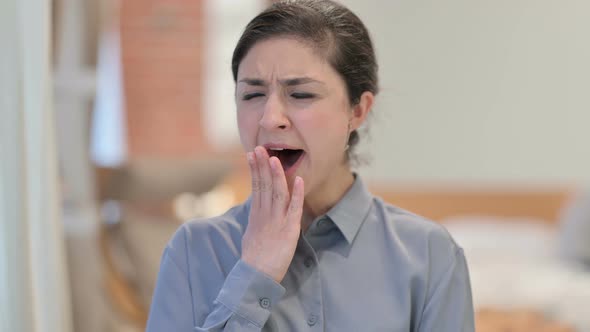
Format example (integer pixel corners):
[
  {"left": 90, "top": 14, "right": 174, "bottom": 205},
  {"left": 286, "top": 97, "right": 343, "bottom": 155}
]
[{"left": 147, "top": 1, "right": 474, "bottom": 331}]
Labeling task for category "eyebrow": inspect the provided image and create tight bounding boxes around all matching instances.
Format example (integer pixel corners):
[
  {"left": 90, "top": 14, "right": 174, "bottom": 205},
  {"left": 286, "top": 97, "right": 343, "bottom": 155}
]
[{"left": 238, "top": 77, "right": 324, "bottom": 86}]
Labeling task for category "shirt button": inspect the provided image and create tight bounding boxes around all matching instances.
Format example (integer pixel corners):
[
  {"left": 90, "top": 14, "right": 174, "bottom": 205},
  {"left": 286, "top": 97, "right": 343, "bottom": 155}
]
[
  {"left": 318, "top": 217, "right": 328, "bottom": 228},
  {"left": 303, "top": 256, "right": 314, "bottom": 268},
  {"left": 259, "top": 297, "right": 271, "bottom": 309},
  {"left": 307, "top": 314, "right": 318, "bottom": 326}
]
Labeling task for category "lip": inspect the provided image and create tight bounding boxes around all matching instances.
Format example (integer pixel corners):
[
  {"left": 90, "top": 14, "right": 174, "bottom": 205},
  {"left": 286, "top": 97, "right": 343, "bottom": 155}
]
[{"left": 261, "top": 143, "right": 302, "bottom": 150}]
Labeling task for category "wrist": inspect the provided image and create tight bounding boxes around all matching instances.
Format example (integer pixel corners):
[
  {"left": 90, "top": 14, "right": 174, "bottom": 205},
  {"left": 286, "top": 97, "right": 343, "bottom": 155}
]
[{"left": 241, "top": 254, "right": 284, "bottom": 283}]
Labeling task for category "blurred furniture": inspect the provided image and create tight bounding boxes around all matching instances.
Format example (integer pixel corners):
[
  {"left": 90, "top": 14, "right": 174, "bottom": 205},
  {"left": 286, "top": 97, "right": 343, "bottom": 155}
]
[
  {"left": 371, "top": 185, "right": 570, "bottom": 224},
  {"left": 97, "top": 159, "right": 233, "bottom": 330},
  {"left": 559, "top": 190, "right": 590, "bottom": 266},
  {"left": 476, "top": 308, "right": 575, "bottom": 332}
]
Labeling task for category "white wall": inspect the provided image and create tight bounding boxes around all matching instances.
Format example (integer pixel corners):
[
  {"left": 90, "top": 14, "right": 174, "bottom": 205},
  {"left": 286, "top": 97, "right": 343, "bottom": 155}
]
[
  {"left": 0, "top": 0, "right": 73, "bottom": 331},
  {"left": 340, "top": 0, "right": 590, "bottom": 185}
]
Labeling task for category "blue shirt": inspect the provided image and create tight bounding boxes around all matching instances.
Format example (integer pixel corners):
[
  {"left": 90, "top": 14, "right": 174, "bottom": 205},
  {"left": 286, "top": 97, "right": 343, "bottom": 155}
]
[{"left": 147, "top": 175, "right": 475, "bottom": 331}]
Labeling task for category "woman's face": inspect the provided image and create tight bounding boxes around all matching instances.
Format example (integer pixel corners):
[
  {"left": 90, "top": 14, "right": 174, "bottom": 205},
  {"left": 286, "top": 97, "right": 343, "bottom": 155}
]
[{"left": 235, "top": 37, "right": 354, "bottom": 196}]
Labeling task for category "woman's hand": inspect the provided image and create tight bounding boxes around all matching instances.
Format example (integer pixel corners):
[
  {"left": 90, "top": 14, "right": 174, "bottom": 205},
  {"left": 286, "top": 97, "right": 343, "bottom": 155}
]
[{"left": 241, "top": 146, "right": 304, "bottom": 283}]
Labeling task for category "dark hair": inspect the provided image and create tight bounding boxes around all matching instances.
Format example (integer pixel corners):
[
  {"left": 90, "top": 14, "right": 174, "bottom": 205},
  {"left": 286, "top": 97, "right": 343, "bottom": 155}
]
[{"left": 231, "top": 0, "right": 379, "bottom": 163}]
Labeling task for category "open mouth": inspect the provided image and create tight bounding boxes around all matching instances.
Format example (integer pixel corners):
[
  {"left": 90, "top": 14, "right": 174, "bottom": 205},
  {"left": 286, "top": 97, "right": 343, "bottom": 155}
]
[{"left": 266, "top": 148, "right": 305, "bottom": 174}]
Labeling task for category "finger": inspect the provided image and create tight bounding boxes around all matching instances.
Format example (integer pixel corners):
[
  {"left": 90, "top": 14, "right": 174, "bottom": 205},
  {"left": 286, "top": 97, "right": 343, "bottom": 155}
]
[
  {"left": 285, "top": 176, "right": 304, "bottom": 228},
  {"left": 269, "top": 156, "right": 289, "bottom": 218},
  {"left": 246, "top": 151, "right": 261, "bottom": 210},
  {"left": 255, "top": 146, "right": 272, "bottom": 212}
]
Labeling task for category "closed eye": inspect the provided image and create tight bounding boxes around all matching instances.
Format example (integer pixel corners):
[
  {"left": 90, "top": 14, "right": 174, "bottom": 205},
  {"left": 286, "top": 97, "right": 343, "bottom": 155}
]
[
  {"left": 291, "top": 93, "right": 315, "bottom": 99},
  {"left": 243, "top": 92, "right": 265, "bottom": 101}
]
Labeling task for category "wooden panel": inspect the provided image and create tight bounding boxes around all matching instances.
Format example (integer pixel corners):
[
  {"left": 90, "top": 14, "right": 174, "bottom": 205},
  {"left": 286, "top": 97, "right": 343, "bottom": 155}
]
[{"left": 372, "top": 186, "right": 571, "bottom": 224}]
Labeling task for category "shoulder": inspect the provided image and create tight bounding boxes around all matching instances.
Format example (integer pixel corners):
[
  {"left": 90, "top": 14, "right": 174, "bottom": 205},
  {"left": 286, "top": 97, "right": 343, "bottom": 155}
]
[
  {"left": 165, "top": 201, "right": 250, "bottom": 264},
  {"left": 371, "top": 196, "right": 462, "bottom": 264},
  {"left": 184, "top": 202, "right": 249, "bottom": 243}
]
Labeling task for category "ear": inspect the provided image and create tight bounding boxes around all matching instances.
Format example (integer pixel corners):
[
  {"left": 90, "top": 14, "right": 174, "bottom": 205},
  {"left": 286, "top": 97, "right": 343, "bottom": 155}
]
[{"left": 349, "top": 91, "right": 374, "bottom": 131}]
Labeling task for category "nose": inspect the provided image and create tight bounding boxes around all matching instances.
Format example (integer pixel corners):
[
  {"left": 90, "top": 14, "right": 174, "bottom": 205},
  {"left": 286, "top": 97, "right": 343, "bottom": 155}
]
[{"left": 259, "top": 93, "right": 290, "bottom": 131}]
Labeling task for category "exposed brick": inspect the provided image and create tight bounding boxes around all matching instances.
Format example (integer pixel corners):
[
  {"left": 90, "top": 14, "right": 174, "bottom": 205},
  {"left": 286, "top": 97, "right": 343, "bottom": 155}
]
[{"left": 120, "top": 0, "right": 208, "bottom": 158}]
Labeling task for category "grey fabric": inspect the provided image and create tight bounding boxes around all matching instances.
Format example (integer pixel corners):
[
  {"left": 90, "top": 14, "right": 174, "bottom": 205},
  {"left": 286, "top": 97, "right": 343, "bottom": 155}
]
[{"left": 147, "top": 175, "right": 475, "bottom": 331}]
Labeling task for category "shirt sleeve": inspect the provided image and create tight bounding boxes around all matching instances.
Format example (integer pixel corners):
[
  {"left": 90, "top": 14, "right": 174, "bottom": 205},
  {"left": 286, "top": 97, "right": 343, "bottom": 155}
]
[
  {"left": 146, "top": 247, "right": 196, "bottom": 331},
  {"left": 417, "top": 248, "right": 475, "bottom": 332},
  {"left": 201, "top": 260, "right": 286, "bottom": 331},
  {"left": 146, "top": 226, "right": 286, "bottom": 332}
]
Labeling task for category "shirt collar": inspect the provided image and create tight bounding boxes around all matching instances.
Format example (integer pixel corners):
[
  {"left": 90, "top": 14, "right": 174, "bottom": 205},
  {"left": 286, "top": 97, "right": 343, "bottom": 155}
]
[
  {"left": 325, "top": 174, "right": 373, "bottom": 245},
  {"left": 243, "top": 174, "right": 374, "bottom": 245}
]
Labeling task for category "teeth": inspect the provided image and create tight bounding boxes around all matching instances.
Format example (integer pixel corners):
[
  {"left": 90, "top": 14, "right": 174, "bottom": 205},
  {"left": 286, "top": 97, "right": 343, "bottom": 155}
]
[{"left": 268, "top": 148, "right": 285, "bottom": 151}]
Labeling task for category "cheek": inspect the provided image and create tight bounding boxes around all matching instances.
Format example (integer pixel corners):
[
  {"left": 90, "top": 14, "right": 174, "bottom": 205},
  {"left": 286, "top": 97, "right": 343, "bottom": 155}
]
[
  {"left": 302, "top": 104, "right": 348, "bottom": 136},
  {"left": 237, "top": 110, "right": 259, "bottom": 148},
  {"left": 298, "top": 111, "right": 348, "bottom": 152}
]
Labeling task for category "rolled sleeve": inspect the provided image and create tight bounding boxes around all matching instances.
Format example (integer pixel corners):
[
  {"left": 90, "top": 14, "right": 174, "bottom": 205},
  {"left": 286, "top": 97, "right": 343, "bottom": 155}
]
[{"left": 417, "top": 248, "right": 475, "bottom": 332}]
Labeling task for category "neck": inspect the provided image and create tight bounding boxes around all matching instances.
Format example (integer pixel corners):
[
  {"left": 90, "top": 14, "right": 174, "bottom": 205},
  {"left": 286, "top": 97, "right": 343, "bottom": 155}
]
[{"left": 301, "top": 166, "right": 354, "bottom": 231}]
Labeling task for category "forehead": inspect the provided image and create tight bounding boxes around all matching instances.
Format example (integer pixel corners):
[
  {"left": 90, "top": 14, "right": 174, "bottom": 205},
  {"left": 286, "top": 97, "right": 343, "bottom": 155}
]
[{"left": 237, "top": 37, "right": 337, "bottom": 82}]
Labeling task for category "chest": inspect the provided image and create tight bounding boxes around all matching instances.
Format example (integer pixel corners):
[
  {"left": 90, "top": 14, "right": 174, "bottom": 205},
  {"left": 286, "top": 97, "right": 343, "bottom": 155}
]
[{"left": 263, "top": 247, "right": 419, "bottom": 332}]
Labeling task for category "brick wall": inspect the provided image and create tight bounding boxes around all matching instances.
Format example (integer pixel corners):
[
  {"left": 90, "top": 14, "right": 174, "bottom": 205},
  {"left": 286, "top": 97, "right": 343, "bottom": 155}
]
[{"left": 120, "top": 0, "right": 207, "bottom": 158}]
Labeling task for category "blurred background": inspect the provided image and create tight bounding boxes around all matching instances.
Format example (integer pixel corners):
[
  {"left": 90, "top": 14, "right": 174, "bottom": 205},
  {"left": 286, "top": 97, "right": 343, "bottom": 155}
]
[{"left": 1, "top": 0, "right": 589, "bottom": 331}]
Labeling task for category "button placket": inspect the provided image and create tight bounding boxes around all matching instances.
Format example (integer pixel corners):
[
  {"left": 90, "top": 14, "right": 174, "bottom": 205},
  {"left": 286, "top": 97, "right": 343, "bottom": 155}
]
[{"left": 298, "top": 232, "right": 323, "bottom": 330}]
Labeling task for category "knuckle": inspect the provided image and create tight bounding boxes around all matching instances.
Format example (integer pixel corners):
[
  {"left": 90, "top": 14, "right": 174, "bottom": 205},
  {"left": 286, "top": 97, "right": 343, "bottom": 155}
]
[
  {"left": 288, "top": 200, "right": 300, "bottom": 213},
  {"left": 272, "top": 191, "right": 285, "bottom": 202},
  {"left": 259, "top": 181, "right": 272, "bottom": 192},
  {"left": 251, "top": 179, "right": 261, "bottom": 191}
]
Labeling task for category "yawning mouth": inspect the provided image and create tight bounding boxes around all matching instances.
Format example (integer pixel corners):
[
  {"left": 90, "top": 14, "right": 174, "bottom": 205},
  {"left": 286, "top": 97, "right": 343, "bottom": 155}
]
[{"left": 266, "top": 147, "right": 305, "bottom": 174}]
